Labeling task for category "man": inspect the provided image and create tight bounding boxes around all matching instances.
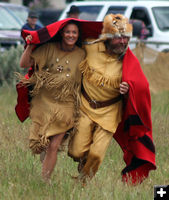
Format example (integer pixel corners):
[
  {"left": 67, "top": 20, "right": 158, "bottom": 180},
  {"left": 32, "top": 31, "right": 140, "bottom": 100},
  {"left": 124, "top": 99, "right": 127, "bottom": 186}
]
[
  {"left": 21, "top": 11, "right": 42, "bottom": 31},
  {"left": 130, "top": 19, "right": 150, "bottom": 39},
  {"left": 68, "top": 14, "right": 156, "bottom": 185},
  {"left": 67, "top": 5, "right": 80, "bottom": 19}
]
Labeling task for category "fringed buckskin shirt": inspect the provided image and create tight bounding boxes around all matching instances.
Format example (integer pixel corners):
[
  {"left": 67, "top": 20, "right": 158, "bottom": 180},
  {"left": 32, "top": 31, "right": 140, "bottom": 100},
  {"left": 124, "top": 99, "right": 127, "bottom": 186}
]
[
  {"left": 80, "top": 40, "right": 123, "bottom": 133},
  {"left": 23, "top": 42, "right": 85, "bottom": 154}
]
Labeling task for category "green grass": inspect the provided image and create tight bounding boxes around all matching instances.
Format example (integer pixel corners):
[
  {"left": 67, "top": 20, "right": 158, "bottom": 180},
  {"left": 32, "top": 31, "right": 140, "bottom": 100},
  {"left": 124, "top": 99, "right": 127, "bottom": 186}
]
[{"left": 0, "top": 85, "right": 169, "bottom": 200}]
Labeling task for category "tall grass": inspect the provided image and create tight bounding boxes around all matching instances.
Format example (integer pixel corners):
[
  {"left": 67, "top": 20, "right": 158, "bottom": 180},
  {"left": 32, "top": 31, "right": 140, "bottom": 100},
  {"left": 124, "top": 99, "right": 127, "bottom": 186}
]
[{"left": 0, "top": 85, "right": 169, "bottom": 200}]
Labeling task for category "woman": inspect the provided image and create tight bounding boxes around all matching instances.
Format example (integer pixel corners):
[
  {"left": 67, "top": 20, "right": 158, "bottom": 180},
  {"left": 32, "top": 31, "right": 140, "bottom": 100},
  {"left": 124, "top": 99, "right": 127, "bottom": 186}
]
[{"left": 19, "top": 20, "right": 85, "bottom": 182}]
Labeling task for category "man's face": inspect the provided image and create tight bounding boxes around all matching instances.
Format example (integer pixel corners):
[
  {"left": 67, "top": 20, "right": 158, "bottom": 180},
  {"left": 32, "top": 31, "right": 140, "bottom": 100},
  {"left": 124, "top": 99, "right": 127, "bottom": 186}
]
[
  {"left": 27, "top": 17, "right": 38, "bottom": 26},
  {"left": 68, "top": 13, "right": 79, "bottom": 19},
  {"left": 107, "top": 36, "right": 129, "bottom": 54}
]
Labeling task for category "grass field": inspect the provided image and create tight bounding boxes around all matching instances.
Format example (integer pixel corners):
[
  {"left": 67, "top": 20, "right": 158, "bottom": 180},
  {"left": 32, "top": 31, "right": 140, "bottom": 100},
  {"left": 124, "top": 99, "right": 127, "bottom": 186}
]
[{"left": 0, "top": 85, "right": 169, "bottom": 200}]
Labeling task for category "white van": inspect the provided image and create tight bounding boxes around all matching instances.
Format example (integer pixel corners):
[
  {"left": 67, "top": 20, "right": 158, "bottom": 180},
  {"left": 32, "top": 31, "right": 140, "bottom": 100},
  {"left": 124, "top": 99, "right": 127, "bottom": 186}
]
[{"left": 59, "top": 1, "right": 169, "bottom": 52}]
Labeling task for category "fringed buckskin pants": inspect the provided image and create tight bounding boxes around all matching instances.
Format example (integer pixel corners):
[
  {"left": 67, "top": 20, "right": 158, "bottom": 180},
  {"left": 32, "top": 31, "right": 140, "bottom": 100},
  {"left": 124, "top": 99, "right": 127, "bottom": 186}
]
[{"left": 68, "top": 110, "right": 113, "bottom": 181}]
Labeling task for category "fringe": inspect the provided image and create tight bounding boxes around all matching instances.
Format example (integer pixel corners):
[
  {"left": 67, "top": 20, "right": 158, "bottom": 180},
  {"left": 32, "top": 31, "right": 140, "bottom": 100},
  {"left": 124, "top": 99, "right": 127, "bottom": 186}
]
[
  {"left": 15, "top": 72, "right": 31, "bottom": 85},
  {"left": 29, "top": 84, "right": 81, "bottom": 154},
  {"left": 30, "top": 135, "right": 50, "bottom": 154},
  {"left": 15, "top": 70, "right": 78, "bottom": 102},
  {"left": 79, "top": 59, "right": 121, "bottom": 88},
  {"left": 72, "top": 83, "right": 81, "bottom": 136},
  {"left": 16, "top": 70, "right": 82, "bottom": 153}
]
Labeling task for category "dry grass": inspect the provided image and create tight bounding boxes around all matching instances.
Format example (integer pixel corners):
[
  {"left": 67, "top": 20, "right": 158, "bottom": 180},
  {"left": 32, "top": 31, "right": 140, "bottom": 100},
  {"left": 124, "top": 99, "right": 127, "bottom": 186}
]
[
  {"left": 133, "top": 44, "right": 169, "bottom": 93},
  {"left": 0, "top": 83, "right": 169, "bottom": 200}
]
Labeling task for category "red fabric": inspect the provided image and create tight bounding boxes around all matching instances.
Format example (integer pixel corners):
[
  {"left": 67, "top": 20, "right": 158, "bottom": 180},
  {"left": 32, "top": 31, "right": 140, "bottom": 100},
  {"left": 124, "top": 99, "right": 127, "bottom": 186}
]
[
  {"left": 114, "top": 48, "right": 156, "bottom": 185},
  {"left": 122, "top": 163, "right": 153, "bottom": 185},
  {"left": 21, "top": 18, "right": 103, "bottom": 44},
  {"left": 15, "top": 84, "right": 29, "bottom": 122},
  {"left": 15, "top": 68, "right": 33, "bottom": 122}
]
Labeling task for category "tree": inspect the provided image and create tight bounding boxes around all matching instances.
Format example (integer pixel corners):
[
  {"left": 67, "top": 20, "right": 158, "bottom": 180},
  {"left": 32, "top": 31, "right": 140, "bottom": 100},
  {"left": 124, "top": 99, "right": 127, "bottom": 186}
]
[
  {"left": 23, "top": 0, "right": 51, "bottom": 9},
  {"left": 23, "top": 0, "right": 32, "bottom": 6}
]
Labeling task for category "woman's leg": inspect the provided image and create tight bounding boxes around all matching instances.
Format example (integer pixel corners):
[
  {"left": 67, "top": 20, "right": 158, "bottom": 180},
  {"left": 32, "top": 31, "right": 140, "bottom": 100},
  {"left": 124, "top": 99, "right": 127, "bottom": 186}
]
[{"left": 42, "top": 132, "right": 65, "bottom": 181}]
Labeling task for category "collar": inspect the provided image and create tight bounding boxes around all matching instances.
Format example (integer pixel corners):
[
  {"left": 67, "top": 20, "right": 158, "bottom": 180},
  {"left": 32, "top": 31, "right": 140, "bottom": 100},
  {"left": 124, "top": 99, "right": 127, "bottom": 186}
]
[{"left": 98, "top": 41, "right": 106, "bottom": 52}]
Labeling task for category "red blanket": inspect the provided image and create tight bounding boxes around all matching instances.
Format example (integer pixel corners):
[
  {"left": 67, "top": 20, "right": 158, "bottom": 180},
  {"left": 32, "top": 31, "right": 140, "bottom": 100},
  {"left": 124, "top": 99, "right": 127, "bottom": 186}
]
[
  {"left": 15, "top": 18, "right": 156, "bottom": 184},
  {"left": 114, "top": 48, "right": 156, "bottom": 184},
  {"left": 21, "top": 18, "right": 103, "bottom": 46}
]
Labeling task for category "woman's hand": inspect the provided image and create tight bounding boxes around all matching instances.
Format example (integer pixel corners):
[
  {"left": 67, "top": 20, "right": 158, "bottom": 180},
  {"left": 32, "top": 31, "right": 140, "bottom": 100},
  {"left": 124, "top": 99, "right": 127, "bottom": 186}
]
[
  {"left": 120, "top": 82, "right": 129, "bottom": 95},
  {"left": 25, "top": 34, "right": 33, "bottom": 44},
  {"left": 20, "top": 34, "right": 35, "bottom": 68}
]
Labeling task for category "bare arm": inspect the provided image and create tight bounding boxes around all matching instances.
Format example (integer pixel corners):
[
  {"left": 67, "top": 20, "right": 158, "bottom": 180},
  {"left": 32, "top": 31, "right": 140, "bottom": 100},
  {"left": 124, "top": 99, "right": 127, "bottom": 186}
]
[{"left": 20, "top": 35, "right": 35, "bottom": 68}]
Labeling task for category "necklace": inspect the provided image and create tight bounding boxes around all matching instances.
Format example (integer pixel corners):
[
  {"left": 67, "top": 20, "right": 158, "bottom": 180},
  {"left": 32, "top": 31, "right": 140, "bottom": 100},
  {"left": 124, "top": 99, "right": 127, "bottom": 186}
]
[{"left": 60, "top": 43, "right": 75, "bottom": 52}]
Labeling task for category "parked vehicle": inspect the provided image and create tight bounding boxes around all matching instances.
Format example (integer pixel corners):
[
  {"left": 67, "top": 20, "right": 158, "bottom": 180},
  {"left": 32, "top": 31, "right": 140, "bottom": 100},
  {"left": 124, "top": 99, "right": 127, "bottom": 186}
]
[
  {"left": 1, "top": 2, "right": 28, "bottom": 26},
  {"left": 59, "top": 1, "right": 169, "bottom": 52},
  {"left": 0, "top": 4, "right": 22, "bottom": 51},
  {"left": 0, "top": 2, "right": 43, "bottom": 51},
  {"left": 0, "top": 2, "right": 43, "bottom": 27}
]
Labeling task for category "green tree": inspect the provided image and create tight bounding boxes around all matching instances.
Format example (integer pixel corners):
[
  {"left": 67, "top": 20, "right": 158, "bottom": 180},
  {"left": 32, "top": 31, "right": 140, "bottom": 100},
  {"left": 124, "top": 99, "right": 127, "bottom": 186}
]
[
  {"left": 23, "top": 0, "right": 32, "bottom": 6},
  {"left": 23, "top": 0, "right": 51, "bottom": 9}
]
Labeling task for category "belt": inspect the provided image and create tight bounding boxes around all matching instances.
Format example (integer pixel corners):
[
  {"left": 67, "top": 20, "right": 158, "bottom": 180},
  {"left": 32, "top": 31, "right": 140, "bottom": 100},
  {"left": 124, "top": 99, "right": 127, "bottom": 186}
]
[{"left": 82, "top": 85, "right": 122, "bottom": 109}]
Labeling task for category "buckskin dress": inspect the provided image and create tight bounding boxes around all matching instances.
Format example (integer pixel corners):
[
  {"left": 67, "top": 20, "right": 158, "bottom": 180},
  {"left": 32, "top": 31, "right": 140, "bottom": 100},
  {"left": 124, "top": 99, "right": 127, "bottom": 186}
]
[{"left": 21, "top": 42, "right": 85, "bottom": 154}]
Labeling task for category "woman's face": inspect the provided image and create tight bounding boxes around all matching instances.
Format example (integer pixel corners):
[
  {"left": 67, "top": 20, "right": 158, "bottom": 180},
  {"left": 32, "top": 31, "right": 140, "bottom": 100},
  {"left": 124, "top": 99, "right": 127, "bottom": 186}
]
[{"left": 61, "top": 23, "right": 79, "bottom": 47}]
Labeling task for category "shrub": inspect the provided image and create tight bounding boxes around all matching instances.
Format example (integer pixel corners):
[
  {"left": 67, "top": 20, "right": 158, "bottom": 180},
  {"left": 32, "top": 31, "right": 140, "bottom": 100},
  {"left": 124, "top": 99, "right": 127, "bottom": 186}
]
[{"left": 0, "top": 45, "right": 26, "bottom": 86}]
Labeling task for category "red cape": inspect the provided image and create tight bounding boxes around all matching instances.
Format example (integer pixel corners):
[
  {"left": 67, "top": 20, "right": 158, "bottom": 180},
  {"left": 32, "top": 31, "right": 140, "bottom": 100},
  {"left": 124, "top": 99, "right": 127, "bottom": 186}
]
[{"left": 15, "top": 18, "right": 156, "bottom": 184}]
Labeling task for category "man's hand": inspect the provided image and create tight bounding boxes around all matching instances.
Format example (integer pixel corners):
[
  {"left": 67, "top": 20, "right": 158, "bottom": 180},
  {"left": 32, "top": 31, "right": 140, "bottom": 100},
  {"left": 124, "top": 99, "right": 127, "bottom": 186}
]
[{"left": 120, "top": 82, "right": 129, "bottom": 94}]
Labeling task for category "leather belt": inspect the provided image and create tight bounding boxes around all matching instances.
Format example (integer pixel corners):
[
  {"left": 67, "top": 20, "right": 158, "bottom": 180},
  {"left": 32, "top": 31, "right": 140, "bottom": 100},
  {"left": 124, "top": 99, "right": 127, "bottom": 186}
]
[{"left": 82, "top": 85, "right": 122, "bottom": 109}]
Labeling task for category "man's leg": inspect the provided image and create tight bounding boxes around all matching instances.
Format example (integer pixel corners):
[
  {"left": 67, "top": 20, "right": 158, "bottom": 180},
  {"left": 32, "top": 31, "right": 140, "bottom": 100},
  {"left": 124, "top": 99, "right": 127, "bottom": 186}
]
[
  {"left": 80, "top": 125, "right": 113, "bottom": 181},
  {"left": 42, "top": 132, "right": 65, "bottom": 181},
  {"left": 68, "top": 110, "right": 94, "bottom": 163}
]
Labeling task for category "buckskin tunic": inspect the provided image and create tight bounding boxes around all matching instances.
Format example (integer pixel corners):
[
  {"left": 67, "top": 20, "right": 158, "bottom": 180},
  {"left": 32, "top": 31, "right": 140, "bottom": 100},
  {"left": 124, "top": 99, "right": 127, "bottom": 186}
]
[
  {"left": 22, "top": 42, "right": 85, "bottom": 154},
  {"left": 80, "top": 41, "right": 123, "bottom": 133}
]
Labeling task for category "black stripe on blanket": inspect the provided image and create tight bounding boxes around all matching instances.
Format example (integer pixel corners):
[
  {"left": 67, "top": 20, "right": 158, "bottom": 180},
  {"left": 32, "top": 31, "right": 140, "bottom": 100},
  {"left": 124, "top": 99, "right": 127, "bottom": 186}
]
[
  {"left": 138, "top": 135, "right": 155, "bottom": 153},
  {"left": 124, "top": 115, "right": 143, "bottom": 132},
  {"left": 37, "top": 27, "right": 51, "bottom": 43},
  {"left": 122, "top": 156, "right": 148, "bottom": 175}
]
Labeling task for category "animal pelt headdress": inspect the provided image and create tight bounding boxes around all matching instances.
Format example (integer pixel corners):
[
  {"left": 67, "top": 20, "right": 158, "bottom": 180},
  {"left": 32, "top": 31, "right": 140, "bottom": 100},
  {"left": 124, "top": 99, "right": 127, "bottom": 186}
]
[
  {"left": 85, "top": 14, "right": 133, "bottom": 45},
  {"left": 101, "top": 13, "right": 133, "bottom": 39}
]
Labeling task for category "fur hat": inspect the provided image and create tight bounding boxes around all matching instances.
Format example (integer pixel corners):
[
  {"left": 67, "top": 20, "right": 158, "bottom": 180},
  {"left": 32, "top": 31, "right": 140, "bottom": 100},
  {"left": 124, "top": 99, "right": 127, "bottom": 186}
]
[
  {"left": 100, "top": 14, "right": 133, "bottom": 40},
  {"left": 84, "top": 14, "right": 133, "bottom": 45}
]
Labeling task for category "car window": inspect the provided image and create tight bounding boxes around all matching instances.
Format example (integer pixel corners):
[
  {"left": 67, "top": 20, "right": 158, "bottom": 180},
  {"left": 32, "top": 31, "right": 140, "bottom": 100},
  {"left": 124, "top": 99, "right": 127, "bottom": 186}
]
[
  {"left": 77, "top": 5, "right": 103, "bottom": 21},
  {"left": 152, "top": 7, "right": 169, "bottom": 31},
  {"left": 0, "top": 7, "right": 21, "bottom": 30},
  {"left": 106, "top": 6, "right": 127, "bottom": 15},
  {"left": 5, "top": 6, "right": 28, "bottom": 25},
  {"left": 130, "top": 7, "right": 151, "bottom": 26}
]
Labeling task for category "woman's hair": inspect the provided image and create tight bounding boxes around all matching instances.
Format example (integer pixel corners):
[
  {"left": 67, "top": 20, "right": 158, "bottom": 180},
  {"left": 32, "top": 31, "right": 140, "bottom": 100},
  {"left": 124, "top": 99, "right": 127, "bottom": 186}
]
[{"left": 50, "top": 20, "right": 82, "bottom": 47}]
